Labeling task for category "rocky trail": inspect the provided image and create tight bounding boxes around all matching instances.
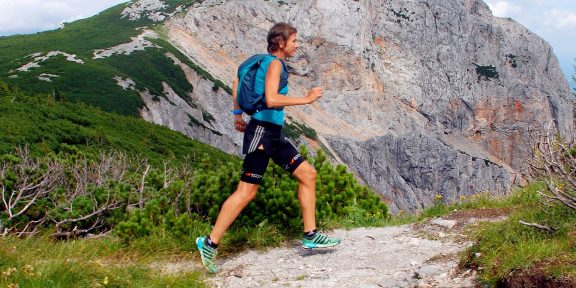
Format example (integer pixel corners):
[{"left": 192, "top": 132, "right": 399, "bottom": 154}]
[{"left": 154, "top": 209, "right": 509, "bottom": 288}]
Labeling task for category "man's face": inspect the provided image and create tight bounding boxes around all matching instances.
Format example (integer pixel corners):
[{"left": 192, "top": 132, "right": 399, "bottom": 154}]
[{"left": 282, "top": 33, "right": 298, "bottom": 57}]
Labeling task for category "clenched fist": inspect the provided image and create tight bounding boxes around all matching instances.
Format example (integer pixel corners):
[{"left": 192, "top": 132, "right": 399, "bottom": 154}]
[
  {"left": 305, "top": 87, "right": 323, "bottom": 104},
  {"left": 234, "top": 115, "right": 247, "bottom": 132}
]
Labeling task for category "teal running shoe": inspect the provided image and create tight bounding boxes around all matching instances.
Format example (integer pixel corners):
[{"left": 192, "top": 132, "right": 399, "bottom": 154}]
[
  {"left": 301, "top": 232, "right": 341, "bottom": 249},
  {"left": 196, "top": 236, "right": 218, "bottom": 273}
]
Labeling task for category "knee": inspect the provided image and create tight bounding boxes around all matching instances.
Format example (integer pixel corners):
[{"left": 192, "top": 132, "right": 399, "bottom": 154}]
[
  {"left": 237, "top": 186, "right": 258, "bottom": 202},
  {"left": 299, "top": 166, "right": 317, "bottom": 183},
  {"left": 309, "top": 167, "right": 317, "bottom": 180}
]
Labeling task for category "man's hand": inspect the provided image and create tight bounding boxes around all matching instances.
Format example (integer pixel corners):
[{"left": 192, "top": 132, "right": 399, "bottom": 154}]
[
  {"left": 234, "top": 114, "right": 247, "bottom": 132},
  {"left": 305, "top": 87, "right": 323, "bottom": 104}
]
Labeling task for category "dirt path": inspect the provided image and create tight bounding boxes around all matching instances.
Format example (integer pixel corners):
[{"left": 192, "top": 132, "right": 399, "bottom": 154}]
[
  {"left": 200, "top": 209, "right": 509, "bottom": 288},
  {"left": 154, "top": 209, "right": 508, "bottom": 287}
]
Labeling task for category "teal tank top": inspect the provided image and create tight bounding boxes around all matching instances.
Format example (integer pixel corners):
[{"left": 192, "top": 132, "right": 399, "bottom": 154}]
[{"left": 252, "top": 57, "right": 288, "bottom": 126}]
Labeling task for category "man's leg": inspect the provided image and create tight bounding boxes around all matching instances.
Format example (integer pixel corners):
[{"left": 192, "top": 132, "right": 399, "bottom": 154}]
[
  {"left": 292, "top": 160, "right": 341, "bottom": 248},
  {"left": 209, "top": 181, "right": 259, "bottom": 244},
  {"left": 210, "top": 147, "right": 269, "bottom": 243},
  {"left": 197, "top": 148, "right": 269, "bottom": 273},
  {"left": 292, "top": 161, "right": 317, "bottom": 233},
  {"left": 197, "top": 182, "right": 258, "bottom": 273}
]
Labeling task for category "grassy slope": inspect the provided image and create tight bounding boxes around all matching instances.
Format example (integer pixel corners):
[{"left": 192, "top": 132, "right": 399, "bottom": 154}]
[
  {"left": 461, "top": 184, "right": 576, "bottom": 286},
  {"left": 0, "top": 76, "right": 227, "bottom": 286},
  {"left": 0, "top": 1, "right": 208, "bottom": 116},
  {"left": 0, "top": 4, "right": 145, "bottom": 115},
  {"left": 0, "top": 234, "right": 207, "bottom": 287},
  {"left": 414, "top": 183, "right": 576, "bottom": 286},
  {"left": 0, "top": 81, "right": 234, "bottom": 165}
]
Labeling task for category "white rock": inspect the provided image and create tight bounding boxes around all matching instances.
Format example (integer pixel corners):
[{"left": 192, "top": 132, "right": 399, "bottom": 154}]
[{"left": 430, "top": 219, "right": 458, "bottom": 230}]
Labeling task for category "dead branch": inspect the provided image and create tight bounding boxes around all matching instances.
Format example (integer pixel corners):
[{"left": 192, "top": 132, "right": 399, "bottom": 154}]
[
  {"left": 1, "top": 147, "right": 63, "bottom": 221},
  {"left": 53, "top": 219, "right": 105, "bottom": 238},
  {"left": 16, "top": 216, "right": 47, "bottom": 238},
  {"left": 526, "top": 123, "right": 576, "bottom": 211},
  {"left": 519, "top": 220, "right": 556, "bottom": 234},
  {"left": 53, "top": 201, "right": 122, "bottom": 236},
  {"left": 0, "top": 147, "right": 142, "bottom": 236},
  {"left": 94, "top": 151, "right": 129, "bottom": 186},
  {"left": 138, "top": 164, "right": 150, "bottom": 209}
]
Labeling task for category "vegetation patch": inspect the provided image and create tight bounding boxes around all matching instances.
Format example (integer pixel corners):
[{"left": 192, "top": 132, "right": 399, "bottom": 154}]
[
  {"left": 474, "top": 63, "right": 499, "bottom": 81},
  {"left": 102, "top": 48, "right": 194, "bottom": 105},
  {"left": 390, "top": 8, "right": 414, "bottom": 22},
  {"left": 149, "top": 37, "right": 232, "bottom": 95},
  {"left": 187, "top": 113, "right": 222, "bottom": 136},
  {"left": 506, "top": 54, "right": 518, "bottom": 68},
  {"left": 283, "top": 121, "right": 318, "bottom": 141},
  {"left": 459, "top": 131, "right": 576, "bottom": 287},
  {"left": 0, "top": 2, "right": 212, "bottom": 116},
  {"left": 0, "top": 235, "right": 207, "bottom": 287}
]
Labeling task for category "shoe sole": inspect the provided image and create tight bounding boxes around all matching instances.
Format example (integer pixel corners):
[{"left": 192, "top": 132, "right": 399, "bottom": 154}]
[{"left": 301, "top": 240, "right": 341, "bottom": 249}]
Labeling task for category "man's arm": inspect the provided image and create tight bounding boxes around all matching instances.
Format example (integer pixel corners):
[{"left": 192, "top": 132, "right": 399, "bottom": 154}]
[
  {"left": 264, "top": 60, "right": 322, "bottom": 108},
  {"left": 232, "top": 77, "right": 240, "bottom": 110},
  {"left": 231, "top": 77, "right": 246, "bottom": 132}
]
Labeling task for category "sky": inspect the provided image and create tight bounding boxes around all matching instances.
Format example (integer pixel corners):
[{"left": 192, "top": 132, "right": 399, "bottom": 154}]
[
  {"left": 0, "top": 0, "right": 574, "bottom": 89},
  {"left": 0, "top": 0, "right": 127, "bottom": 36}
]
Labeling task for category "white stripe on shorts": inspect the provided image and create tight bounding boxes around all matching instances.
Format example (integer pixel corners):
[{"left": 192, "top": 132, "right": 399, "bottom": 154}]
[{"left": 248, "top": 126, "right": 264, "bottom": 153}]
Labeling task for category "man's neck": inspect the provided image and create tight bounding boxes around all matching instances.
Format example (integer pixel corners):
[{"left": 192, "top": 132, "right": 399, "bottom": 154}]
[{"left": 271, "top": 51, "right": 286, "bottom": 59}]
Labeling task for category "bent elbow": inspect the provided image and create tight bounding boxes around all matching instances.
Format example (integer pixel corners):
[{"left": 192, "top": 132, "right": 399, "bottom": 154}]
[{"left": 265, "top": 97, "right": 279, "bottom": 108}]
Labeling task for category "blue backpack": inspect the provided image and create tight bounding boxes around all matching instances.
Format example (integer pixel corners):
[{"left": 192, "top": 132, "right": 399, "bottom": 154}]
[{"left": 237, "top": 54, "right": 288, "bottom": 115}]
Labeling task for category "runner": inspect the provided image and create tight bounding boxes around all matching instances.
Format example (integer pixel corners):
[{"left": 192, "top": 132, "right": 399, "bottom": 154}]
[{"left": 196, "top": 22, "right": 340, "bottom": 273}]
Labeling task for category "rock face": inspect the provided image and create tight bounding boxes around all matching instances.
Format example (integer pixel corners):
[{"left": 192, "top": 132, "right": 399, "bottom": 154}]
[
  {"left": 137, "top": 0, "right": 574, "bottom": 212},
  {"left": 139, "top": 53, "right": 243, "bottom": 155},
  {"left": 328, "top": 134, "right": 511, "bottom": 212}
]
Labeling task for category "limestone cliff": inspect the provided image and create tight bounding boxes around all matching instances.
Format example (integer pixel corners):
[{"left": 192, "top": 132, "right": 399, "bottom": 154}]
[{"left": 131, "top": 0, "right": 574, "bottom": 212}]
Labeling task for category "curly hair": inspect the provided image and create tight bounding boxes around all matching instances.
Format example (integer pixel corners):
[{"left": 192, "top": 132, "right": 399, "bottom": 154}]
[{"left": 267, "top": 22, "right": 297, "bottom": 53}]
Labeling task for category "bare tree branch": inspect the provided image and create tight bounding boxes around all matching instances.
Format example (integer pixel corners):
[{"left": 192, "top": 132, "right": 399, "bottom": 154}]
[
  {"left": 0, "top": 147, "right": 145, "bottom": 237},
  {"left": 1, "top": 147, "right": 63, "bottom": 221},
  {"left": 53, "top": 219, "right": 105, "bottom": 238},
  {"left": 519, "top": 220, "right": 556, "bottom": 234},
  {"left": 138, "top": 164, "right": 150, "bottom": 209},
  {"left": 526, "top": 123, "right": 575, "bottom": 212}
]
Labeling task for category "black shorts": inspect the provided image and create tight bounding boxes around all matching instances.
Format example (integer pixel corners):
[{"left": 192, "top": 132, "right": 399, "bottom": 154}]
[{"left": 240, "top": 119, "right": 305, "bottom": 184}]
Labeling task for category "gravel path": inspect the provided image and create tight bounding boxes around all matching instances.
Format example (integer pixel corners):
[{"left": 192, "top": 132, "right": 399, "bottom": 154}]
[
  {"left": 205, "top": 221, "right": 479, "bottom": 288},
  {"left": 152, "top": 210, "right": 510, "bottom": 287}
]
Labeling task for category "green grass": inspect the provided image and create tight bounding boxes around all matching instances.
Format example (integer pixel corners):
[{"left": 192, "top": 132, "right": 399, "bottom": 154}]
[
  {"left": 414, "top": 181, "right": 550, "bottom": 221},
  {"left": 460, "top": 183, "right": 576, "bottom": 286},
  {"left": 0, "top": 234, "right": 206, "bottom": 288}
]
